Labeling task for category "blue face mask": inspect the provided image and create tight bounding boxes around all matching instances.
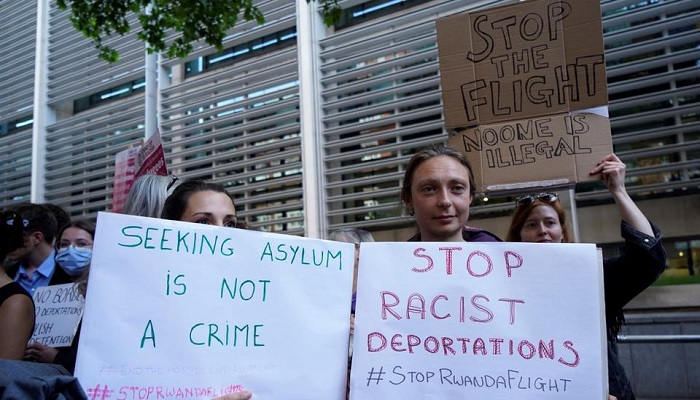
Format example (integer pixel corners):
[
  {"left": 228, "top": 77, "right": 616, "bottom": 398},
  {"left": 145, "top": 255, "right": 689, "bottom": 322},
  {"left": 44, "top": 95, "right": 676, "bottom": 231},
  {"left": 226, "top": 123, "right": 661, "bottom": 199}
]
[{"left": 55, "top": 246, "right": 92, "bottom": 276}]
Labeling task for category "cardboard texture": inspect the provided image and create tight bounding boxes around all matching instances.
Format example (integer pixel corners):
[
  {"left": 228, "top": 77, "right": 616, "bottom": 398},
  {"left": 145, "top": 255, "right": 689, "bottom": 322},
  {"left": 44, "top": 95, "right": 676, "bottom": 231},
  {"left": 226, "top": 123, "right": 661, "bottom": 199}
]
[{"left": 437, "top": 0, "right": 613, "bottom": 192}]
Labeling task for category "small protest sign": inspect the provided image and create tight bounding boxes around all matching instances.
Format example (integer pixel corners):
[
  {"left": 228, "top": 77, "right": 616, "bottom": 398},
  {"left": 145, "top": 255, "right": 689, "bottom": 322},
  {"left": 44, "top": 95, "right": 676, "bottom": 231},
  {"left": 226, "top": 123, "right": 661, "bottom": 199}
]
[
  {"left": 349, "top": 242, "right": 607, "bottom": 400},
  {"left": 436, "top": 0, "right": 613, "bottom": 192},
  {"left": 135, "top": 131, "right": 168, "bottom": 178},
  {"left": 111, "top": 131, "right": 168, "bottom": 213},
  {"left": 31, "top": 283, "right": 85, "bottom": 347},
  {"left": 75, "top": 212, "right": 354, "bottom": 399},
  {"left": 111, "top": 146, "right": 140, "bottom": 213}
]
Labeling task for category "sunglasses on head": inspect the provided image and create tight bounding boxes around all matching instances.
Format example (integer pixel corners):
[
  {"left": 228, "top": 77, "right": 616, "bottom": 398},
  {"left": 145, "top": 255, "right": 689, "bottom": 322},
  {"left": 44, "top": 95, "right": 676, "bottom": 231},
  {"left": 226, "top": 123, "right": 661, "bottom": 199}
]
[
  {"left": 515, "top": 192, "right": 559, "bottom": 206},
  {"left": 166, "top": 174, "right": 179, "bottom": 193}
]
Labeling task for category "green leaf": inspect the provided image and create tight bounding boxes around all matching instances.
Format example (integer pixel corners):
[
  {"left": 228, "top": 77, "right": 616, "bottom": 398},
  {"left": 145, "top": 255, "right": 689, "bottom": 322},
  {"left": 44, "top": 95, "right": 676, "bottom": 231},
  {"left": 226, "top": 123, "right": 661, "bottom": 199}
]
[{"left": 61, "top": 0, "right": 342, "bottom": 63}]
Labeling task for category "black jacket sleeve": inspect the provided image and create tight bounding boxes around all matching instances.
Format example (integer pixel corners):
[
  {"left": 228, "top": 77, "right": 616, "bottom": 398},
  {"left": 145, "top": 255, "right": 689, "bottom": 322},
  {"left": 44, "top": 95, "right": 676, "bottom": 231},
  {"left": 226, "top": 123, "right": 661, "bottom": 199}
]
[{"left": 603, "top": 221, "right": 666, "bottom": 318}]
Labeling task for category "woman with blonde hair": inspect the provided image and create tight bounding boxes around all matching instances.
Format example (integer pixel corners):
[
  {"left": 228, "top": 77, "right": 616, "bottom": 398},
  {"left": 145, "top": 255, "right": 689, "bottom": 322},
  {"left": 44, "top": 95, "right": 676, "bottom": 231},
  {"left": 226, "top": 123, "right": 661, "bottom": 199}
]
[{"left": 123, "top": 174, "right": 180, "bottom": 218}]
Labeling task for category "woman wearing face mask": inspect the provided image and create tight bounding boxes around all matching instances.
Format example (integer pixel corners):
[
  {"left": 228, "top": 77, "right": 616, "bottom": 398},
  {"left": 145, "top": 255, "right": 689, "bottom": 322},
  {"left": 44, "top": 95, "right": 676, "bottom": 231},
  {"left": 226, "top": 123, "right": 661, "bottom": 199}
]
[
  {"left": 506, "top": 154, "right": 667, "bottom": 400},
  {"left": 24, "top": 220, "right": 95, "bottom": 373}
]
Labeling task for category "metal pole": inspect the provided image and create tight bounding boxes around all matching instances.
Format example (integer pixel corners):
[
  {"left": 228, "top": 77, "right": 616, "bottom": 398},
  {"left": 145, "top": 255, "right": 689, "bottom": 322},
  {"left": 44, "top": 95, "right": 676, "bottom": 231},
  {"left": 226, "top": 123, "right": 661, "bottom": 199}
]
[
  {"left": 144, "top": 3, "right": 157, "bottom": 139},
  {"left": 30, "top": 0, "right": 53, "bottom": 203},
  {"left": 617, "top": 334, "right": 700, "bottom": 343},
  {"left": 297, "top": 1, "right": 326, "bottom": 239},
  {"left": 568, "top": 187, "right": 580, "bottom": 242}
]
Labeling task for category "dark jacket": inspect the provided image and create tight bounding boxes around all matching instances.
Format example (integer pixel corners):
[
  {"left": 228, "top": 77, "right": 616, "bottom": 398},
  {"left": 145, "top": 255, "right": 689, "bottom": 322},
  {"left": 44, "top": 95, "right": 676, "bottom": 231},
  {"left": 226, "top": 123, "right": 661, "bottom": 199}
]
[
  {"left": 0, "top": 360, "right": 87, "bottom": 400},
  {"left": 407, "top": 226, "right": 503, "bottom": 242},
  {"left": 604, "top": 221, "right": 666, "bottom": 400},
  {"left": 48, "top": 266, "right": 73, "bottom": 286},
  {"left": 52, "top": 320, "right": 81, "bottom": 375}
]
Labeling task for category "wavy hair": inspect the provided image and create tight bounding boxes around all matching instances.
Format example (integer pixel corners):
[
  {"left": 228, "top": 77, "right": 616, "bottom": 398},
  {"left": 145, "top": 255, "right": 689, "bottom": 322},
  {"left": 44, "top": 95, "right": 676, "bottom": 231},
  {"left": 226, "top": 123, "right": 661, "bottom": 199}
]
[
  {"left": 123, "top": 174, "right": 178, "bottom": 218},
  {"left": 506, "top": 199, "right": 571, "bottom": 243}
]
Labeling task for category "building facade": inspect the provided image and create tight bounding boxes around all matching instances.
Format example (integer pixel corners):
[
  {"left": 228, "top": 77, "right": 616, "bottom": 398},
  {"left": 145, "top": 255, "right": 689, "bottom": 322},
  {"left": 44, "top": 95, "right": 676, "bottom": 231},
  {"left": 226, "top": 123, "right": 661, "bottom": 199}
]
[{"left": 1, "top": 0, "right": 699, "bottom": 280}]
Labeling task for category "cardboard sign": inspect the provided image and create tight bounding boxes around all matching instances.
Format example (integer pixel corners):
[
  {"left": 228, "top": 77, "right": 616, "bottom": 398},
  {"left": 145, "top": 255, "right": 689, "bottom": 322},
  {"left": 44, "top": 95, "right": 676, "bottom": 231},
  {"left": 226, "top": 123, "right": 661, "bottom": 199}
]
[
  {"left": 437, "top": 0, "right": 613, "bottom": 192},
  {"left": 30, "top": 283, "right": 85, "bottom": 347},
  {"left": 449, "top": 110, "right": 613, "bottom": 192},
  {"left": 75, "top": 212, "right": 354, "bottom": 399},
  {"left": 349, "top": 242, "right": 607, "bottom": 400}
]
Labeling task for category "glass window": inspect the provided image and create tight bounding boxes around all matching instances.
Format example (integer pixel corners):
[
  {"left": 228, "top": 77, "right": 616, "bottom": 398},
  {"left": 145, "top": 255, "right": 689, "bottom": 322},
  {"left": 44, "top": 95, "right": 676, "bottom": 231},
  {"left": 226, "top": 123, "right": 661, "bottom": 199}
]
[
  {"left": 184, "top": 28, "right": 297, "bottom": 78},
  {"left": 73, "top": 78, "right": 146, "bottom": 114}
]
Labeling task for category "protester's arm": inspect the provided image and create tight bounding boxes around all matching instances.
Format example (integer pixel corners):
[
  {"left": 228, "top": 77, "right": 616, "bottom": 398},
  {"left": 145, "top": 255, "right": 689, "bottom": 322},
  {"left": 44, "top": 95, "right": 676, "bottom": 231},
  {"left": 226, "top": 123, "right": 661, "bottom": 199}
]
[
  {"left": 589, "top": 153, "right": 653, "bottom": 236},
  {"left": 595, "top": 154, "right": 666, "bottom": 311},
  {"left": 0, "top": 295, "right": 34, "bottom": 360}
]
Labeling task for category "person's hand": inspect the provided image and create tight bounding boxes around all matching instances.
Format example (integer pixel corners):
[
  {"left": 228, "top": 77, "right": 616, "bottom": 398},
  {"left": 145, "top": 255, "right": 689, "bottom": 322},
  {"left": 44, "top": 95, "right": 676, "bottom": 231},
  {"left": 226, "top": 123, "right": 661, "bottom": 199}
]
[
  {"left": 24, "top": 342, "right": 59, "bottom": 363},
  {"left": 590, "top": 154, "right": 626, "bottom": 195},
  {"left": 212, "top": 391, "right": 252, "bottom": 400}
]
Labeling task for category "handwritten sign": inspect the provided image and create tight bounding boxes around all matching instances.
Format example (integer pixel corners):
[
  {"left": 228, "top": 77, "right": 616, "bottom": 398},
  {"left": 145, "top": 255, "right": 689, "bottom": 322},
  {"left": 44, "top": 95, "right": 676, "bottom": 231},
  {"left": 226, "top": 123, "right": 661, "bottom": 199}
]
[
  {"left": 75, "top": 212, "right": 354, "bottom": 399},
  {"left": 437, "top": 0, "right": 613, "bottom": 192},
  {"left": 135, "top": 130, "right": 168, "bottom": 178},
  {"left": 111, "top": 147, "right": 140, "bottom": 213},
  {"left": 349, "top": 242, "right": 607, "bottom": 400},
  {"left": 30, "top": 283, "right": 85, "bottom": 347}
]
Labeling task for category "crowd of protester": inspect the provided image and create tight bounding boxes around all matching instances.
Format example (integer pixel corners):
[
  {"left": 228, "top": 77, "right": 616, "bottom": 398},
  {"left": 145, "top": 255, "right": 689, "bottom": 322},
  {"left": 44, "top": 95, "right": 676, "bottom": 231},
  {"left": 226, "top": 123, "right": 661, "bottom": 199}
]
[{"left": 0, "top": 144, "right": 666, "bottom": 400}]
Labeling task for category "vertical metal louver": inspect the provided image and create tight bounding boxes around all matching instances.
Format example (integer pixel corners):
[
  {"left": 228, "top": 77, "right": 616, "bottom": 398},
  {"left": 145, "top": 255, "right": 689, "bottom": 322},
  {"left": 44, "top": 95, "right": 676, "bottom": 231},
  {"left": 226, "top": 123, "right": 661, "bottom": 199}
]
[
  {"left": 0, "top": 1, "right": 37, "bottom": 205},
  {"left": 598, "top": 0, "right": 700, "bottom": 197},
  {"left": 43, "top": 3, "right": 146, "bottom": 217},
  {"left": 320, "top": 0, "right": 511, "bottom": 230},
  {"left": 160, "top": 2, "right": 303, "bottom": 234},
  {"left": 321, "top": 0, "right": 699, "bottom": 226},
  {"left": 1, "top": 0, "right": 697, "bottom": 233}
]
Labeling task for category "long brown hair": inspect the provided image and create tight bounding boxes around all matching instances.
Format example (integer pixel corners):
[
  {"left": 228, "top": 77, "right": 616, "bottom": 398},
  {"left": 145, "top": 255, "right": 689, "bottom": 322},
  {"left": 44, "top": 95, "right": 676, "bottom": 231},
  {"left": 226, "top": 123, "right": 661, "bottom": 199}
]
[
  {"left": 55, "top": 219, "right": 96, "bottom": 296},
  {"left": 506, "top": 199, "right": 571, "bottom": 243}
]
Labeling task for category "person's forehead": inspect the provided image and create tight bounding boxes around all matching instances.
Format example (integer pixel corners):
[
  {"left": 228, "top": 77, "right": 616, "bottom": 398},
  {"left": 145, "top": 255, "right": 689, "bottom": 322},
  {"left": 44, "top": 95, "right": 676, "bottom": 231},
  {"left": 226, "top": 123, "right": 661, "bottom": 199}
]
[
  {"left": 414, "top": 157, "right": 469, "bottom": 181},
  {"left": 186, "top": 191, "right": 236, "bottom": 213},
  {"left": 61, "top": 227, "right": 91, "bottom": 238},
  {"left": 525, "top": 205, "right": 559, "bottom": 219}
]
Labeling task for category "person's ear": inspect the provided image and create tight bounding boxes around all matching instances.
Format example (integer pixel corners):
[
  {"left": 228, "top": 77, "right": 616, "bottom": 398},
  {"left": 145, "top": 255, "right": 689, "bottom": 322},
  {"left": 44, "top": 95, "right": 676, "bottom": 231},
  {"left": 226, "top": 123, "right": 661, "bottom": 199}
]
[
  {"left": 32, "top": 231, "right": 45, "bottom": 246},
  {"left": 403, "top": 196, "right": 414, "bottom": 216}
]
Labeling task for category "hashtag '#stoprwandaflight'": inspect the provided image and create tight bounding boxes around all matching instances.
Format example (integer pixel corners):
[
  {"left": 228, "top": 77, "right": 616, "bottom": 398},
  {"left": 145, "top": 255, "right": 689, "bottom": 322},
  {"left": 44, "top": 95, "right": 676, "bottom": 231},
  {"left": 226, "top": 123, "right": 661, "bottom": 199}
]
[
  {"left": 86, "top": 384, "right": 113, "bottom": 400},
  {"left": 366, "top": 366, "right": 385, "bottom": 386}
]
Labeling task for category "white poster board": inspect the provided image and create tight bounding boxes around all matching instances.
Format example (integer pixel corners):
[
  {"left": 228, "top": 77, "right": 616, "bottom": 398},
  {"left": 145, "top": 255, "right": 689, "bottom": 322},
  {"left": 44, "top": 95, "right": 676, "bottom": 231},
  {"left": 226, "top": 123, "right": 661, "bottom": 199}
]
[
  {"left": 76, "top": 212, "right": 354, "bottom": 399},
  {"left": 350, "top": 242, "right": 606, "bottom": 400},
  {"left": 31, "top": 283, "right": 85, "bottom": 346}
]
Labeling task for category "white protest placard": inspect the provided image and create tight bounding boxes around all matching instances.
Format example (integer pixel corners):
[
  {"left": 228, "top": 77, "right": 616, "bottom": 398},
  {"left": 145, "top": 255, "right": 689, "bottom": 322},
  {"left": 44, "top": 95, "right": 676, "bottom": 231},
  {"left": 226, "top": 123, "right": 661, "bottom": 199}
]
[
  {"left": 31, "top": 283, "right": 85, "bottom": 347},
  {"left": 349, "top": 242, "right": 606, "bottom": 400},
  {"left": 75, "top": 212, "right": 354, "bottom": 399}
]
